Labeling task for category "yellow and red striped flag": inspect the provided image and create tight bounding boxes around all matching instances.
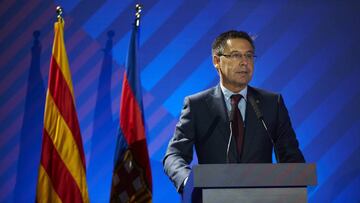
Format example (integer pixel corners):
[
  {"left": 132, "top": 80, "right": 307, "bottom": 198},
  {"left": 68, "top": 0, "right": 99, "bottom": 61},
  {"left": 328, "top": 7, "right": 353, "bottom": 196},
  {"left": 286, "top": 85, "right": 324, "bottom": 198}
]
[{"left": 36, "top": 18, "right": 89, "bottom": 203}]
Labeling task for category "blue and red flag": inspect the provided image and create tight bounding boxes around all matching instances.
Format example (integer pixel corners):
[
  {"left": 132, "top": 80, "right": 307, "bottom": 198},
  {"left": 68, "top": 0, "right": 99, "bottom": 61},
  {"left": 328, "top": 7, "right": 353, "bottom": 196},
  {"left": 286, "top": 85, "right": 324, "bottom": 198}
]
[{"left": 110, "top": 22, "right": 152, "bottom": 202}]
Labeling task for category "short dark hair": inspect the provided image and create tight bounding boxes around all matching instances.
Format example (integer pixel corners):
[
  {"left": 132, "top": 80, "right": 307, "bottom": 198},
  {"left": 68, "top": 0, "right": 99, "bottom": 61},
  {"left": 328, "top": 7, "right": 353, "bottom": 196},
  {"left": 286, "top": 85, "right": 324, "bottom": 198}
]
[{"left": 212, "top": 30, "right": 255, "bottom": 56}]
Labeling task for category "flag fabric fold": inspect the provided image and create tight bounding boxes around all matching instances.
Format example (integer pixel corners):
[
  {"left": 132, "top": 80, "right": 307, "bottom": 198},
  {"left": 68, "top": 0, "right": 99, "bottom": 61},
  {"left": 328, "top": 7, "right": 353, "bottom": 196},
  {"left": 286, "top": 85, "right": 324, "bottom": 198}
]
[
  {"left": 110, "top": 23, "right": 152, "bottom": 203},
  {"left": 36, "top": 19, "right": 89, "bottom": 203}
]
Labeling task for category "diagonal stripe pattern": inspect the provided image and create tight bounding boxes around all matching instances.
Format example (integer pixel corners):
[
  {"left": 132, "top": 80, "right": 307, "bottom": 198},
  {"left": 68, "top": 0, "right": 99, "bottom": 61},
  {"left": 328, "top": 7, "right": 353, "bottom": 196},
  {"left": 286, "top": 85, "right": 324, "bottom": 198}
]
[{"left": 1, "top": 1, "right": 360, "bottom": 202}]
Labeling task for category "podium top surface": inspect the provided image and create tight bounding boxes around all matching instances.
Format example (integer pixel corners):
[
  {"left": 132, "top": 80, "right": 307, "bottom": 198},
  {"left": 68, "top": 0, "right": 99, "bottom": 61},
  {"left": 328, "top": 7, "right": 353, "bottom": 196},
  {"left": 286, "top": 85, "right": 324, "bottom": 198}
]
[{"left": 190, "top": 163, "right": 317, "bottom": 188}]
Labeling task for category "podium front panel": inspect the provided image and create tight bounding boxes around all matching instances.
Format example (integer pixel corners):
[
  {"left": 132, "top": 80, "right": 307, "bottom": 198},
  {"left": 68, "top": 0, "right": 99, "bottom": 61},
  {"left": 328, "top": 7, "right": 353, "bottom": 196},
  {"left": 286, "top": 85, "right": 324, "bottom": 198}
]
[{"left": 203, "top": 187, "right": 307, "bottom": 203}]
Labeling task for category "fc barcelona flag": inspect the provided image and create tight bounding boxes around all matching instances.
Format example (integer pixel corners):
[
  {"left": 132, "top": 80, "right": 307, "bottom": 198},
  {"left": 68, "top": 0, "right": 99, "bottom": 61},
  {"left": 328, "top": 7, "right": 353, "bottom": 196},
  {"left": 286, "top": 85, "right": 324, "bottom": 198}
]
[
  {"left": 35, "top": 13, "right": 89, "bottom": 203},
  {"left": 110, "top": 5, "right": 152, "bottom": 203}
]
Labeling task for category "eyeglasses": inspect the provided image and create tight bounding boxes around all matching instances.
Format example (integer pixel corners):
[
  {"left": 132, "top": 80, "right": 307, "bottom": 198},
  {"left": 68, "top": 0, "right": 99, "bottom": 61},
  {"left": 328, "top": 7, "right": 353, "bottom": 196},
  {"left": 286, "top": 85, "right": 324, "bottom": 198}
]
[{"left": 218, "top": 52, "right": 256, "bottom": 61}]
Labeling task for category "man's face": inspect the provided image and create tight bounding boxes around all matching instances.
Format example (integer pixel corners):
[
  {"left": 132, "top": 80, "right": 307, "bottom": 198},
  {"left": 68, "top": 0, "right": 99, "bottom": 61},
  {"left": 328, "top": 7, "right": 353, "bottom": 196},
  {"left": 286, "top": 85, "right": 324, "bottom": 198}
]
[{"left": 213, "top": 38, "right": 254, "bottom": 92}]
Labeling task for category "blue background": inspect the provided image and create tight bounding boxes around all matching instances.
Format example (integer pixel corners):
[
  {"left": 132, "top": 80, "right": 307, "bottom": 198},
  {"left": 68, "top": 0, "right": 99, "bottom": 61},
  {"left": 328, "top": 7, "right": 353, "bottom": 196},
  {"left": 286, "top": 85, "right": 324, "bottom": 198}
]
[{"left": 0, "top": 0, "right": 360, "bottom": 202}]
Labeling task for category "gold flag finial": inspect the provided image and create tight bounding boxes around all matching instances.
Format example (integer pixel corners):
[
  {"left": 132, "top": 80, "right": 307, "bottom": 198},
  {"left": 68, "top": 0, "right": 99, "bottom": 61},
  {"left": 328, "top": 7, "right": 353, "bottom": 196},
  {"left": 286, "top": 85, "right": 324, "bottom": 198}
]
[
  {"left": 56, "top": 6, "right": 63, "bottom": 22},
  {"left": 135, "top": 4, "right": 142, "bottom": 27}
]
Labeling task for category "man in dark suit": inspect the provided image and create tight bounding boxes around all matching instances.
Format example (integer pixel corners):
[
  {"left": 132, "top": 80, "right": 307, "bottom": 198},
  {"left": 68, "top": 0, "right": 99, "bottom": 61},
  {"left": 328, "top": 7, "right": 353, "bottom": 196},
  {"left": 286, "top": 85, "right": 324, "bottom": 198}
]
[{"left": 163, "top": 30, "right": 305, "bottom": 193}]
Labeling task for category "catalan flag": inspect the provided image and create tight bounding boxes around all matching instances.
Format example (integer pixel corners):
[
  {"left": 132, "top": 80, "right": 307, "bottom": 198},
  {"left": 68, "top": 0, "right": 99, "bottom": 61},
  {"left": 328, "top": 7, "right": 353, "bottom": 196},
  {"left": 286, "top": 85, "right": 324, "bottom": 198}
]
[
  {"left": 110, "top": 15, "right": 152, "bottom": 203},
  {"left": 35, "top": 18, "right": 89, "bottom": 203}
]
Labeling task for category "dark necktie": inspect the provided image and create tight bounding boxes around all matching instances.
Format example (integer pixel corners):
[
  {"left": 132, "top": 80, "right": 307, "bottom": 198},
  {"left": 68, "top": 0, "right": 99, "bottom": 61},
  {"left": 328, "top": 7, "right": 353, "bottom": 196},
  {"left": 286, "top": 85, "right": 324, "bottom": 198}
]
[{"left": 230, "top": 94, "right": 244, "bottom": 160}]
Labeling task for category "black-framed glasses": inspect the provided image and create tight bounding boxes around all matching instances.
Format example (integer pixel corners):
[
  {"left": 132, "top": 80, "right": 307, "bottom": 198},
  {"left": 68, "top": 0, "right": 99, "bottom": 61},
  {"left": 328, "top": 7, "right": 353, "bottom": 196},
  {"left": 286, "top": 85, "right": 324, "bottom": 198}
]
[{"left": 218, "top": 52, "right": 256, "bottom": 61}]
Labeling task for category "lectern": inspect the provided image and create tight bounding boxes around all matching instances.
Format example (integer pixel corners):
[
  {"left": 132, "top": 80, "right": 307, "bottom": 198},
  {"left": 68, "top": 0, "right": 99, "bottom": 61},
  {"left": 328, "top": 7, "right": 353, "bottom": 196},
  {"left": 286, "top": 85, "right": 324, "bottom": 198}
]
[{"left": 182, "top": 163, "right": 317, "bottom": 203}]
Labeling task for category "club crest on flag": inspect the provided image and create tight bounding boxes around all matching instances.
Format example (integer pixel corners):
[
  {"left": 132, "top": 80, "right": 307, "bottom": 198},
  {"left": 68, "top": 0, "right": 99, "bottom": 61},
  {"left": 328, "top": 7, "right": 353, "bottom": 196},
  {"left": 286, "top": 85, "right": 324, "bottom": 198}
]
[{"left": 111, "top": 150, "right": 151, "bottom": 202}]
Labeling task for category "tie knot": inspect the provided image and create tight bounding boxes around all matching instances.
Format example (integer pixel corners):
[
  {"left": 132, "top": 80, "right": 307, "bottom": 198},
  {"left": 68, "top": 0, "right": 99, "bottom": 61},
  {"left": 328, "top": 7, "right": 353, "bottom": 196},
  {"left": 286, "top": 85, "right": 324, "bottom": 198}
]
[{"left": 230, "top": 94, "right": 242, "bottom": 105}]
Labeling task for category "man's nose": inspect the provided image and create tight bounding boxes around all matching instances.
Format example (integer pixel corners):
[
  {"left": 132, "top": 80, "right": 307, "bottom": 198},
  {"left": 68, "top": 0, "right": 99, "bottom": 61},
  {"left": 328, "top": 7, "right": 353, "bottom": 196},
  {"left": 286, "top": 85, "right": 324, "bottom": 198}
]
[{"left": 239, "top": 57, "right": 248, "bottom": 66}]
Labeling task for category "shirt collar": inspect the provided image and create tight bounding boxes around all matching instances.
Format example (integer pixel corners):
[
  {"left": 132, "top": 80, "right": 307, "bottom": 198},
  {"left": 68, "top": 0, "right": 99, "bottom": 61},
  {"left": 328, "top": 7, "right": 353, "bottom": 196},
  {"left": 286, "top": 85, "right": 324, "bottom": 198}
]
[{"left": 220, "top": 83, "right": 248, "bottom": 101}]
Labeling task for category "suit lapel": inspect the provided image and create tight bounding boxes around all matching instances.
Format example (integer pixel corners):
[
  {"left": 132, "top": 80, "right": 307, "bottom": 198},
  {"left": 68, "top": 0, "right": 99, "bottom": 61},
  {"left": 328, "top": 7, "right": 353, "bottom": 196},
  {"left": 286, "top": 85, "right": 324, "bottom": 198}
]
[
  {"left": 205, "top": 85, "right": 237, "bottom": 161},
  {"left": 243, "top": 86, "right": 263, "bottom": 161}
]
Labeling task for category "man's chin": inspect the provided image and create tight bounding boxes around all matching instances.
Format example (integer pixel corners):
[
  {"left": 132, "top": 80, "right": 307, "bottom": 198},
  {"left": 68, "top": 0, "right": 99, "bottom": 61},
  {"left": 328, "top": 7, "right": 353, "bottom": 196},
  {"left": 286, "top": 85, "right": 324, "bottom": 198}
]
[{"left": 234, "top": 80, "right": 249, "bottom": 87}]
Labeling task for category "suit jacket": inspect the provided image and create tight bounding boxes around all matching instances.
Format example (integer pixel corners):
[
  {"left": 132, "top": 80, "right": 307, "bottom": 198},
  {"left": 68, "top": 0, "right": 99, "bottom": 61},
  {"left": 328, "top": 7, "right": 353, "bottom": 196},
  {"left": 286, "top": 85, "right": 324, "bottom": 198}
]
[{"left": 163, "top": 85, "right": 305, "bottom": 192}]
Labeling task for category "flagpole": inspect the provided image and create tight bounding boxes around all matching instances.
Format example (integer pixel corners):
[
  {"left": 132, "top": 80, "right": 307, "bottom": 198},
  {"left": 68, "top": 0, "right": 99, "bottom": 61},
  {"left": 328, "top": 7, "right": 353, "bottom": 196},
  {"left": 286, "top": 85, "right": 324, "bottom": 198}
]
[{"left": 135, "top": 4, "right": 142, "bottom": 27}]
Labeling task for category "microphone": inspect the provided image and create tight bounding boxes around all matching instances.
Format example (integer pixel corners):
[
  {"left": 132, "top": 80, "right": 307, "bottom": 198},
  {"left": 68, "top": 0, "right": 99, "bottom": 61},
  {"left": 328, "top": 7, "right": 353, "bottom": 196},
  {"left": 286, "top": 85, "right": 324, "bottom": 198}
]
[
  {"left": 226, "top": 108, "right": 235, "bottom": 163},
  {"left": 248, "top": 96, "right": 280, "bottom": 163}
]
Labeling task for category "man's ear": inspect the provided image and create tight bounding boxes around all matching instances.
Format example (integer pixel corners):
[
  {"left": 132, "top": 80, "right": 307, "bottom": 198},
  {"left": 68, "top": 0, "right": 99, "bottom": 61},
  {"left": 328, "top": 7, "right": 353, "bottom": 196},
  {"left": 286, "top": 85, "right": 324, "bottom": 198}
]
[{"left": 212, "top": 55, "right": 220, "bottom": 68}]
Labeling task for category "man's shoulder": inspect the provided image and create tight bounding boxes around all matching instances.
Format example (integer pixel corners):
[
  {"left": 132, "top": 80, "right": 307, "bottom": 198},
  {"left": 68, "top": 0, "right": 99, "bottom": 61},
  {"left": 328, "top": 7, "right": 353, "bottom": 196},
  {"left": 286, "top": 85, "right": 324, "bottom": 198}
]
[
  {"left": 186, "top": 86, "right": 218, "bottom": 101},
  {"left": 249, "top": 86, "right": 280, "bottom": 99},
  {"left": 183, "top": 85, "right": 282, "bottom": 102}
]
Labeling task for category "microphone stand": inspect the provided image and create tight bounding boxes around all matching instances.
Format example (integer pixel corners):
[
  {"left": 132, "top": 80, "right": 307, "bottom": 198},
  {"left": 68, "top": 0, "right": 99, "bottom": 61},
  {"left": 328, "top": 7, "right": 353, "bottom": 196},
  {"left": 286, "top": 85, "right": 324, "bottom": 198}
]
[{"left": 248, "top": 96, "right": 280, "bottom": 163}]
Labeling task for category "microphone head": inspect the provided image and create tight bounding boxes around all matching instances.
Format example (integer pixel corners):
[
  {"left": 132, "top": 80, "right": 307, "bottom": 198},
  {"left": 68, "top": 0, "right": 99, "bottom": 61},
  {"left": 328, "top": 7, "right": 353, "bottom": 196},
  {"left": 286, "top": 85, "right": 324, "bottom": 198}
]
[
  {"left": 248, "top": 96, "right": 263, "bottom": 120},
  {"left": 229, "top": 109, "right": 235, "bottom": 122}
]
